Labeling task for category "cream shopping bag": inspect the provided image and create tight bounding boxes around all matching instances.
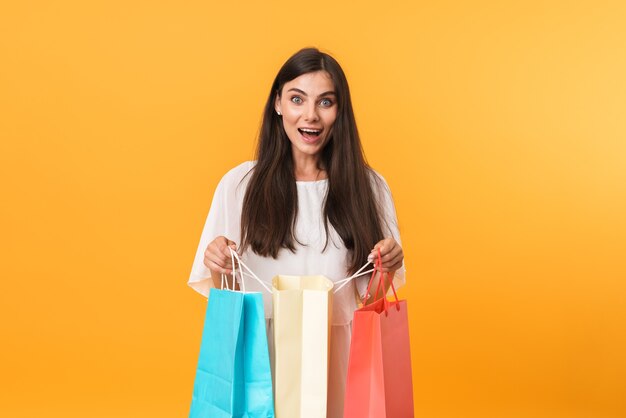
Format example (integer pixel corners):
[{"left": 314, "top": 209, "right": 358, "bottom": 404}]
[{"left": 272, "top": 275, "right": 333, "bottom": 418}]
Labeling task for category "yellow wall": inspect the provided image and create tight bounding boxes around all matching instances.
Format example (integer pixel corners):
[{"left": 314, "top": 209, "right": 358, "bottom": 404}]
[{"left": 1, "top": 1, "right": 625, "bottom": 417}]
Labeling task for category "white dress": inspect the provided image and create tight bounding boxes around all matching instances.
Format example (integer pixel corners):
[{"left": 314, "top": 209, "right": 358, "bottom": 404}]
[{"left": 188, "top": 161, "right": 405, "bottom": 418}]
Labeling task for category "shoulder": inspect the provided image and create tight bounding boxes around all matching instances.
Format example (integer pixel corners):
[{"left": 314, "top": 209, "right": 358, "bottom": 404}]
[
  {"left": 217, "top": 161, "right": 256, "bottom": 190},
  {"left": 368, "top": 168, "right": 388, "bottom": 185},
  {"left": 221, "top": 161, "right": 256, "bottom": 183},
  {"left": 367, "top": 168, "right": 401, "bottom": 234},
  {"left": 367, "top": 168, "right": 393, "bottom": 198}
]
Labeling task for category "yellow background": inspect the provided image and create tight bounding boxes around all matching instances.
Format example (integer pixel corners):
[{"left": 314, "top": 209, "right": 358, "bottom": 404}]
[{"left": 1, "top": 1, "right": 625, "bottom": 417}]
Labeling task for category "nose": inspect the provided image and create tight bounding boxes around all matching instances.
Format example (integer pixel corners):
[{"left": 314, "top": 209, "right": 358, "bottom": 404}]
[{"left": 304, "top": 102, "right": 319, "bottom": 122}]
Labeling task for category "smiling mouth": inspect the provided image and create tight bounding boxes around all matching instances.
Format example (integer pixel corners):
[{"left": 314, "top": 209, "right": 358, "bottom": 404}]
[{"left": 298, "top": 128, "right": 323, "bottom": 142}]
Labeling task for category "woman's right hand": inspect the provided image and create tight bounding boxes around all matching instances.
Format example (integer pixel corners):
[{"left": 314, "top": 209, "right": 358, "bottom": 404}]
[{"left": 204, "top": 236, "right": 238, "bottom": 275}]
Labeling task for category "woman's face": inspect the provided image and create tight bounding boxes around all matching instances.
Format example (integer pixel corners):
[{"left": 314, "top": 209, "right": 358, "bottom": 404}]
[{"left": 275, "top": 70, "right": 338, "bottom": 163}]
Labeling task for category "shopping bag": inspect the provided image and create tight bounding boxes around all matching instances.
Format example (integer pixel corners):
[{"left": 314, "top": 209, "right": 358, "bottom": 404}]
[
  {"left": 189, "top": 287, "right": 275, "bottom": 418},
  {"left": 343, "top": 255, "right": 414, "bottom": 418},
  {"left": 272, "top": 275, "right": 334, "bottom": 418}
]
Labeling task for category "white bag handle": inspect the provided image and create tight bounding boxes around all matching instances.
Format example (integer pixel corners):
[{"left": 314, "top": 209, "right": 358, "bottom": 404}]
[
  {"left": 224, "top": 248, "right": 371, "bottom": 295},
  {"left": 333, "top": 261, "right": 374, "bottom": 294},
  {"left": 227, "top": 247, "right": 272, "bottom": 294},
  {"left": 219, "top": 249, "right": 242, "bottom": 291}
]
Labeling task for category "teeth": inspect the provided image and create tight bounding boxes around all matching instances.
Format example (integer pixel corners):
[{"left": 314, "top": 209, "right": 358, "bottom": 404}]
[{"left": 300, "top": 128, "right": 321, "bottom": 134}]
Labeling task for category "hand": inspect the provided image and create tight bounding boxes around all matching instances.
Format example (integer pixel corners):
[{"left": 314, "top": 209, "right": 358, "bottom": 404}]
[
  {"left": 368, "top": 237, "right": 403, "bottom": 273},
  {"left": 204, "top": 236, "right": 238, "bottom": 275}
]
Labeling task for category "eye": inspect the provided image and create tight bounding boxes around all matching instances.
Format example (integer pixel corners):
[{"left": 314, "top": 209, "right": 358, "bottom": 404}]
[
  {"left": 320, "top": 98, "right": 334, "bottom": 107},
  {"left": 291, "top": 96, "right": 303, "bottom": 104}
]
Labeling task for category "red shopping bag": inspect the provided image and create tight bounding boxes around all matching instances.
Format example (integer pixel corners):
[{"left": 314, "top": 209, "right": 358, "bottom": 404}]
[{"left": 343, "top": 253, "right": 414, "bottom": 418}]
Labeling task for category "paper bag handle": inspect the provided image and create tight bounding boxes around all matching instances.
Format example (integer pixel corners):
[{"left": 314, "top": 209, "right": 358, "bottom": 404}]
[
  {"left": 226, "top": 247, "right": 272, "bottom": 294},
  {"left": 363, "top": 249, "right": 400, "bottom": 313}
]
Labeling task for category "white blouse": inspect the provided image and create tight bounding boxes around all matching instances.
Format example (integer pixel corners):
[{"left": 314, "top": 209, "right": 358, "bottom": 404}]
[{"left": 187, "top": 160, "right": 406, "bottom": 417}]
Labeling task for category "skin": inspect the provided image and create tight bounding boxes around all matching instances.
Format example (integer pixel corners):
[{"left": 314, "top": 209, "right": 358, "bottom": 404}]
[
  {"left": 274, "top": 70, "right": 336, "bottom": 181},
  {"left": 204, "top": 70, "right": 404, "bottom": 298}
]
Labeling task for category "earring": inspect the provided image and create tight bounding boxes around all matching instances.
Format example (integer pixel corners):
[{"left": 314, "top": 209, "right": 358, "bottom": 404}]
[{"left": 277, "top": 111, "right": 282, "bottom": 116}]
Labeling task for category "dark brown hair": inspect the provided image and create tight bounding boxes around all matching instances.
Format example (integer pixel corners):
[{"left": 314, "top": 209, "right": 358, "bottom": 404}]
[{"left": 240, "top": 47, "right": 387, "bottom": 274}]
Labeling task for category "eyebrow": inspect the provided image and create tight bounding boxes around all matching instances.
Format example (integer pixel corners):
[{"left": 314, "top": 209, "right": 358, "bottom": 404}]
[{"left": 286, "top": 88, "right": 336, "bottom": 98}]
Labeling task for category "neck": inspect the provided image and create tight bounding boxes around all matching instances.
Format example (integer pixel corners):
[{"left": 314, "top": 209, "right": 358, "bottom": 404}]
[{"left": 292, "top": 153, "right": 326, "bottom": 181}]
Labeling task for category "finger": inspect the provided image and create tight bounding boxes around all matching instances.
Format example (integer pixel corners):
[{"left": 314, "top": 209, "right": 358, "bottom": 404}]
[
  {"left": 372, "top": 239, "right": 387, "bottom": 252},
  {"left": 204, "top": 252, "right": 232, "bottom": 272},
  {"left": 203, "top": 250, "right": 232, "bottom": 273},
  {"left": 380, "top": 263, "right": 401, "bottom": 273},
  {"left": 391, "top": 259, "right": 404, "bottom": 271},
  {"left": 371, "top": 239, "right": 398, "bottom": 260},
  {"left": 380, "top": 245, "right": 401, "bottom": 262},
  {"left": 380, "top": 248, "right": 403, "bottom": 271},
  {"left": 220, "top": 244, "right": 235, "bottom": 259},
  {"left": 380, "top": 259, "right": 403, "bottom": 273},
  {"left": 204, "top": 247, "right": 233, "bottom": 271},
  {"left": 206, "top": 260, "right": 233, "bottom": 275},
  {"left": 216, "top": 238, "right": 230, "bottom": 252},
  {"left": 368, "top": 240, "right": 386, "bottom": 261},
  {"left": 220, "top": 240, "right": 240, "bottom": 258},
  {"left": 379, "top": 237, "right": 397, "bottom": 252},
  {"left": 384, "top": 247, "right": 403, "bottom": 265},
  {"left": 209, "top": 242, "right": 232, "bottom": 262}
]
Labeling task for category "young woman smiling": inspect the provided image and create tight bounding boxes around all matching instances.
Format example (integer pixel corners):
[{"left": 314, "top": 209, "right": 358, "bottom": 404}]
[{"left": 188, "top": 47, "right": 405, "bottom": 417}]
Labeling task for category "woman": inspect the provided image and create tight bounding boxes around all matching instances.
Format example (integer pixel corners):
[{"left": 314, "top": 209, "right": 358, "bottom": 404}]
[{"left": 188, "top": 47, "right": 405, "bottom": 417}]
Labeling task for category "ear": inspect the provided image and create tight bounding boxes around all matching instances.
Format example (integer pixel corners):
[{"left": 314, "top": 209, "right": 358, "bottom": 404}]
[{"left": 274, "top": 93, "right": 282, "bottom": 115}]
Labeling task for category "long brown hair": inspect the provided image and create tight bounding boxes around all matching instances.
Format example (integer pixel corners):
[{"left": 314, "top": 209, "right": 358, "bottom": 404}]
[{"left": 240, "top": 48, "right": 387, "bottom": 274}]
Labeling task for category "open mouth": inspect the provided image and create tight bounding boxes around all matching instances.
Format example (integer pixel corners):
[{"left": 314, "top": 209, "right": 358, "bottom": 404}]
[{"left": 298, "top": 128, "right": 323, "bottom": 142}]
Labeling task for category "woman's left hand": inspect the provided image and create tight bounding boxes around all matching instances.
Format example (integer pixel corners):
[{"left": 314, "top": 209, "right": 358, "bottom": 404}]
[{"left": 369, "top": 237, "right": 403, "bottom": 272}]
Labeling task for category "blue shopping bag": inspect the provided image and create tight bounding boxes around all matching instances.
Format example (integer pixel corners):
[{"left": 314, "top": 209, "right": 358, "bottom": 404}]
[{"left": 189, "top": 288, "right": 275, "bottom": 418}]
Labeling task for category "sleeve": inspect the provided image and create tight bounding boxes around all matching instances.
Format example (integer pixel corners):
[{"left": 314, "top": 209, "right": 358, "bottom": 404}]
[
  {"left": 356, "top": 172, "right": 407, "bottom": 299},
  {"left": 187, "top": 161, "right": 254, "bottom": 297},
  {"left": 187, "top": 178, "right": 226, "bottom": 297}
]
